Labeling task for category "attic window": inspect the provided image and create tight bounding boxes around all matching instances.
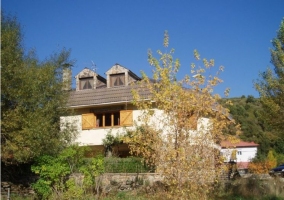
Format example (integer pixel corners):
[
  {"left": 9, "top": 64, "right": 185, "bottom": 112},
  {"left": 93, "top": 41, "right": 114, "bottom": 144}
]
[
  {"left": 110, "top": 73, "right": 125, "bottom": 87},
  {"left": 80, "top": 77, "right": 93, "bottom": 90}
]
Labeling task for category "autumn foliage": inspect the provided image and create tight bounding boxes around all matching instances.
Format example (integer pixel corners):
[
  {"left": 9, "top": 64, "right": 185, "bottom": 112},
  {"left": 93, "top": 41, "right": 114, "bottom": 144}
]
[
  {"left": 248, "top": 150, "right": 277, "bottom": 174},
  {"left": 124, "top": 31, "right": 241, "bottom": 199}
]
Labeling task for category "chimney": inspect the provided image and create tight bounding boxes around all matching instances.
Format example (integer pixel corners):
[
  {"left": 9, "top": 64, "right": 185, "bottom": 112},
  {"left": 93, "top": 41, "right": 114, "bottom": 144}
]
[{"left": 62, "top": 68, "right": 72, "bottom": 91}]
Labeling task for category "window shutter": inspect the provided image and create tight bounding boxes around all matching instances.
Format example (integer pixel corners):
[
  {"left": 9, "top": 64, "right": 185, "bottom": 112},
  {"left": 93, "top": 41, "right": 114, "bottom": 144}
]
[
  {"left": 82, "top": 113, "right": 96, "bottom": 130},
  {"left": 189, "top": 114, "right": 197, "bottom": 130},
  {"left": 120, "top": 110, "right": 133, "bottom": 126}
]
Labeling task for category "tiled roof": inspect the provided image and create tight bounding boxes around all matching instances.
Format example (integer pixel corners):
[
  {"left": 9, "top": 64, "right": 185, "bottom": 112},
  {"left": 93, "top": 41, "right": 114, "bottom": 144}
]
[
  {"left": 67, "top": 85, "right": 151, "bottom": 108},
  {"left": 221, "top": 140, "right": 259, "bottom": 148}
]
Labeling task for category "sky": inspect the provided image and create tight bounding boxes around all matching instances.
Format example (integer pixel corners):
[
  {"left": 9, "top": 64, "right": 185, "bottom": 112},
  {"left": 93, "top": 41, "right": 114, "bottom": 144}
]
[{"left": 2, "top": 0, "right": 284, "bottom": 97}]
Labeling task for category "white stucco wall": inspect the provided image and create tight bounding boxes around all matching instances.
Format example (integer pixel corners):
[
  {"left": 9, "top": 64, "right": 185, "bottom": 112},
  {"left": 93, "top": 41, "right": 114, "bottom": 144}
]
[
  {"left": 60, "top": 109, "right": 212, "bottom": 147},
  {"left": 221, "top": 146, "right": 258, "bottom": 163},
  {"left": 61, "top": 110, "right": 142, "bottom": 146}
]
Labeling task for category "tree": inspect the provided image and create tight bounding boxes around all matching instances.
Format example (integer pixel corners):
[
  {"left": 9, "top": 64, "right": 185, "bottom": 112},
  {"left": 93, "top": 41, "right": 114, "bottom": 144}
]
[
  {"left": 246, "top": 95, "right": 256, "bottom": 103},
  {"left": 124, "top": 31, "right": 241, "bottom": 199},
  {"left": 255, "top": 18, "right": 284, "bottom": 136},
  {"left": 1, "top": 13, "right": 76, "bottom": 164},
  {"left": 248, "top": 150, "right": 277, "bottom": 174}
]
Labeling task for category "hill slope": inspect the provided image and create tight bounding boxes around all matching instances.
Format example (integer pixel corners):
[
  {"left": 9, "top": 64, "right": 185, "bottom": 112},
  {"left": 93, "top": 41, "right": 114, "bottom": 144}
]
[{"left": 220, "top": 95, "right": 284, "bottom": 162}]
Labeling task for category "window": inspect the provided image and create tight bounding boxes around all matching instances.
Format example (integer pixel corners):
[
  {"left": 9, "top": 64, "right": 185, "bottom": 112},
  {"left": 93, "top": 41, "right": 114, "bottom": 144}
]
[
  {"left": 237, "top": 151, "right": 242, "bottom": 155},
  {"left": 82, "top": 110, "right": 133, "bottom": 129},
  {"left": 110, "top": 73, "right": 125, "bottom": 87},
  {"left": 80, "top": 77, "right": 93, "bottom": 90},
  {"left": 113, "top": 112, "right": 120, "bottom": 125}
]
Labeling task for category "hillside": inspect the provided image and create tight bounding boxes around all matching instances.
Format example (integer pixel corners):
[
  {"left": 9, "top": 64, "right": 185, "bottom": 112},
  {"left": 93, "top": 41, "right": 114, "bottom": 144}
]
[{"left": 220, "top": 95, "right": 284, "bottom": 162}]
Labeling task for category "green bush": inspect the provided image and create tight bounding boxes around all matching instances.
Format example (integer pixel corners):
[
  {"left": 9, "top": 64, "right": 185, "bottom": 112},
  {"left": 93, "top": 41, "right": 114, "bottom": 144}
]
[
  {"left": 104, "top": 157, "right": 153, "bottom": 173},
  {"left": 31, "top": 145, "right": 104, "bottom": 199}
]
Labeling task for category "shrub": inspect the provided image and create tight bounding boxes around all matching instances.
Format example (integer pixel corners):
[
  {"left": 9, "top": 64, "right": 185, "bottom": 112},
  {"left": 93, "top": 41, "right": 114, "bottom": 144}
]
[
  {"left": 248, "top": 150, "right": 277, "bottom": 174},
  {"left": 104, "top": 157, "right": 152, "bottom": 173},
  {"left": 31, "top": 145, "right": 104, "bottom": 199},
  {"left": 222, "top": 176, "right": 284, "bottom": 199}
]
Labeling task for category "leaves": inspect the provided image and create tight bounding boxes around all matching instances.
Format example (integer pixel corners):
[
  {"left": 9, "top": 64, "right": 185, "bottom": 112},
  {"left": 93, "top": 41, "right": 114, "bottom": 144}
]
[
  {"left": 248, "top": 150, "right": 277, "bottom": 174},
  {"left": 127, "top": 31, "right": 240, "bottom": 199},
  {"left": 1, "top": 13, "right": 77, "bottom": 164},
  {"left": 255, "top": 18, "right": 284, "bottom": 135},
  {"left": 31, "top": 145, "right": 103, "bottom": 199}
]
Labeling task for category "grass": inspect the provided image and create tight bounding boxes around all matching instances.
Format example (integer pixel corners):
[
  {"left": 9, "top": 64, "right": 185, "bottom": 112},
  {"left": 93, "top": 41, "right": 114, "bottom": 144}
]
[{"left": 102, "top": 191, "right": 146, "bottom": 200}]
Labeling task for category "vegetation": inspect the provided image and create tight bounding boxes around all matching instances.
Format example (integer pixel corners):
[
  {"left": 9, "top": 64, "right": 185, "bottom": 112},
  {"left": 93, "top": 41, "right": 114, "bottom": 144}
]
[
  {"left": 30, "top": 147, "right": 150, "bottom": 199},
  {"left": 217, "top": 176, "right": 284, "bottom": 200},
  {"left": 104, "top": 157, "right": 152, "bottom": 173},
  {"left": 219, "top": 97, "right": 266, "bottom": 155},
  {"left": 31, "top": 145, "right": 104, "bottom": 199},
  {"left": 102, "top": 131, "right": 122, "bottom": 157},
  {"left": 219, "top": 19, "right": 284, "bottom": 164},
  {"left": 219, "top": 95, "right": 284, "bottom": 164},
  {"left": 124, "top": 31, "right": 241, "bottom": 199},
  {"left": 255, "top": 18, "right": 284, "bottom": 164},
  {"left": 248, "top": 150, "right": 277, "bottom": 174},
  {"left": 255, "top": 18, "right": 284, "bottom": 137},
  {"left": 2, "top": 12, "right": 284, "bottom": 200},
  {"left": 1, "top": 13, "right": 76, "bottom": 164}
]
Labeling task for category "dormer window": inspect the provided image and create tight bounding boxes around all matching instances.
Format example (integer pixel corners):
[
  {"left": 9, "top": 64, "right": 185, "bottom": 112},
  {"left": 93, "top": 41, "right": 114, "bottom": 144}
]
[
  {"left": 110, "top": 73, "right": 125, "bottom": 87},
  {"left": 75, "top": 68, "right": 106, "bottom": 91},
  {"left": 80, "top": 77, "right": 93, "bottom": 90}
]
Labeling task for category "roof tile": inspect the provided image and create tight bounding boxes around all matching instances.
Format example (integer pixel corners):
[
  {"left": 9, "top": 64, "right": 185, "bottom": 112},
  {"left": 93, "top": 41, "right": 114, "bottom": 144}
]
[
  {"left": 67, "top": 85, "right": 151, "bottom": 108},
  {"left": 221, "top": 140, "right": 259, "bottom": 148}
]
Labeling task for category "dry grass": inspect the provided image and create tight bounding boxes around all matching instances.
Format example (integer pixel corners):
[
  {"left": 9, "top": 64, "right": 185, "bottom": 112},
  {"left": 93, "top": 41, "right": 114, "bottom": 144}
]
[{"left": 219, "top": 176, "right": 284, "bottom": 200}]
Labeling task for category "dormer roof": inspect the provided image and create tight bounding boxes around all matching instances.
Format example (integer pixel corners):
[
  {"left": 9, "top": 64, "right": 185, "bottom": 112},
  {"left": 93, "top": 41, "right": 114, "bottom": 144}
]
[
  {"left": 75, "top": 68, "right": 106, "bottom": 91},
  {"left": 75, "top": 68, "right": 106, "bottom": 81},
  {"left": 105, "top": 63, "right": 141, "bottom": 80}
]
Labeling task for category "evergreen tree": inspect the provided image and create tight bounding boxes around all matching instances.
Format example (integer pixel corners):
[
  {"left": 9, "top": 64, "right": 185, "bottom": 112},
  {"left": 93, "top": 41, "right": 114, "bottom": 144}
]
[{"left": 255, "top": 18, "right": 284, "bottom": 154}]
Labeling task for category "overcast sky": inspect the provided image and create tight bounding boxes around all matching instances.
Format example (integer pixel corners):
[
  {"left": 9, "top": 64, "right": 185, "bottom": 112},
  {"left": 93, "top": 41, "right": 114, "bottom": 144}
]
[{"left": 2, "top": 0, "right": 284, "bottom": 97}]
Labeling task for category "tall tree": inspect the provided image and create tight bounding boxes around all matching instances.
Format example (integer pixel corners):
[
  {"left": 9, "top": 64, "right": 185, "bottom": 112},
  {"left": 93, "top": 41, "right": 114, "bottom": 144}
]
[
  {"left": 255, "top": 18, "right": 284, "bottom": 153},
  {"left": 1, "top": 13, "right": 76, "bottom": 164},
  {"left": 124, "top": 31, "right": 240, "bottom": 199}
]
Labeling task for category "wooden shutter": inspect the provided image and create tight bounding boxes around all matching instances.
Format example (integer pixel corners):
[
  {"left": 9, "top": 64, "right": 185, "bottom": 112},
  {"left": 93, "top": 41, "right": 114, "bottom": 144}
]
[
  {"left": 82, "top": 113, "right": 96, "bottom": 130},
  {"left": 189, "top": 114, "right": 197, "bottom": 130},
  {"left": 120, "top": 110, "right": 133, "bottom": 126}
]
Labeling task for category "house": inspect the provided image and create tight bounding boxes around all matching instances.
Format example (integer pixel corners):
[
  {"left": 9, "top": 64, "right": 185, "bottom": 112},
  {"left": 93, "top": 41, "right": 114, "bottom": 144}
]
[
  {"left": 61, "top": 64, "right": 151, "bottom": 156},
  {"left": 220, "top": 140, "right": 259, "bottom": 172},
  {"left": 61, "top": 63, "right": 239, "bottom": 160},
  {"left": 62, "top": 63, "right": 217, "bottom": 156}
]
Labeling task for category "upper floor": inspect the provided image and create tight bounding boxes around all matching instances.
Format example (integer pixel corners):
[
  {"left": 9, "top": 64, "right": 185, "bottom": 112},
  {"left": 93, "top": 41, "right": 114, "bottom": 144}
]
[{"left": 74, "top": 63, "right": 141, "bottom": 91}]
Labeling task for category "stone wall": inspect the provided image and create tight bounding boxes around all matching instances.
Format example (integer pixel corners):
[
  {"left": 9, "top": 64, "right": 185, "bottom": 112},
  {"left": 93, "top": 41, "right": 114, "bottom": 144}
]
[
  {"left": 1, "top": 172, "right": 163, "bottom": 198},
  {"left": 1, "top": 181, "right": 35, "bottom": 199},
  {"left": 102, "top": 173, "right": 163, "bottom": 192},
  {"left": 3, "top": 172, "right": 283, "bottom": 198},
  {"left": 70, "top": 173, "right": 164, "bottom": 194},
  {"left": 1, "top": 162, "right": 36, "bottom": 199}
]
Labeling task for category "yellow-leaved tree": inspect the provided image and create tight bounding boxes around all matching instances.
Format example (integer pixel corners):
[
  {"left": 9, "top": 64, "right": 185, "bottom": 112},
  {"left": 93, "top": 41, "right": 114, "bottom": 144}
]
[
  {"left": 123, "top": 31, "right": 241, "bottom": 199},
  {"left": 248, "top": 150, "right": 277, "bottom": 174}
]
